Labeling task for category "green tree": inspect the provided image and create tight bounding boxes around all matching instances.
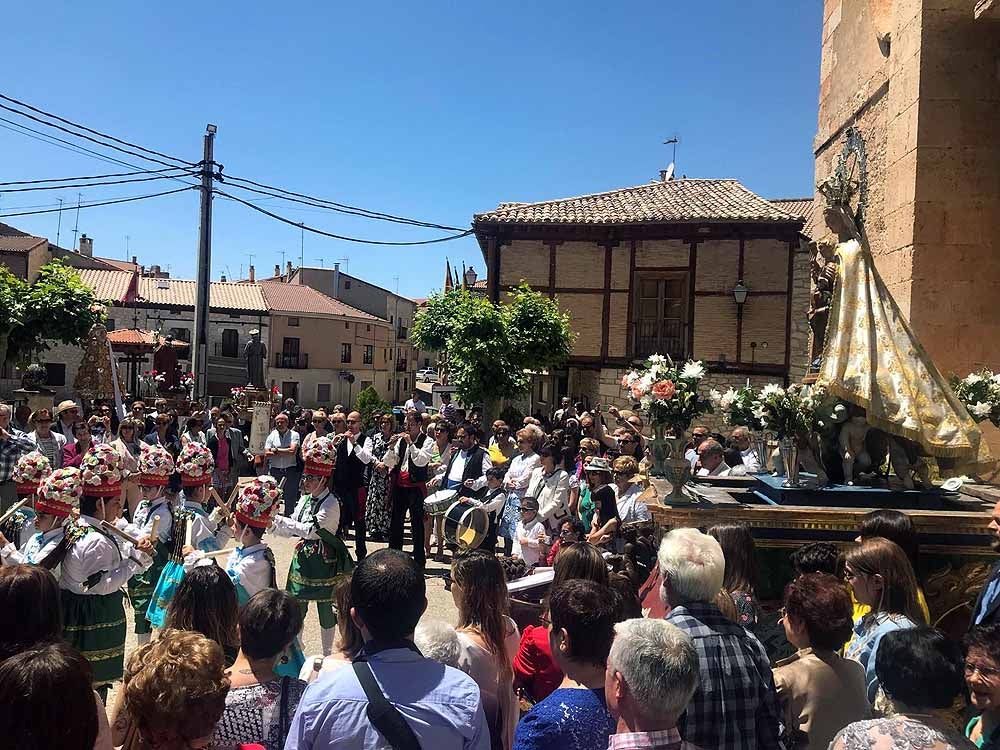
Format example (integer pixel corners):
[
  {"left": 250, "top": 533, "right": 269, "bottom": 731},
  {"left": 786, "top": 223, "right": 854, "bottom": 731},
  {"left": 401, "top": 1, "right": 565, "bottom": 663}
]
[
  {"left": 355, "top": 385, "right": 392, "bottom": 429},
  {"left": 3, "top": 260, "right": 106, "bottom": 366},
  {"left": 412, "top": 285, "right": 574, "bottom": 417}
]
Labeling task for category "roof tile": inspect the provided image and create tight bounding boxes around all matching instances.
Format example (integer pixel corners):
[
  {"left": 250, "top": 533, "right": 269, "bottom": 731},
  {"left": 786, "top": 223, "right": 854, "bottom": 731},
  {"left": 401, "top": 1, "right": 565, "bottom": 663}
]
[
  {"left": 259, "top": 280, "right": 383, "bottom": 320},
  {"left": 770, "top": 198, "right": 821, "bottom": 241},
  {"left": 475, "top": 179, "right": 802, "bottom": 226},
  {"left": 77, "top": 268, "right": 135, "bottom": 303},
  {"left": 137, "top": 278, "right": 268, "bottom": 312},
  {"left": 0, "top": 235, "right": 46, "bottom": 254}
]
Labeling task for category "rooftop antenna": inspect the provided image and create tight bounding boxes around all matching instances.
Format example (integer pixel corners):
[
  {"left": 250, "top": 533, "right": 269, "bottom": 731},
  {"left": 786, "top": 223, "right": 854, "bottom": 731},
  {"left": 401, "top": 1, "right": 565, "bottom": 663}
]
[
  {"left": 55, "top": 197, "right": 64, "bottom": 247},
  {"left": 72, "top": 192, "right": 82, "bottom": 250},
  {"left": 661, "top": 136, "right": 680, "bottom": 181},
  {"left": 314, "top": 257, "right": 324, "bottom": 268},
  {"left": 337, "top": 257, "right": 349, "bottom": 274},
  {"left": 278, "top": 249, "right": 286, "bottom": 269},
  {"left": 299, "top": 223, "right": 305, "bottom": 268},
  {"left": 125, "top": 234, "right": 130, "bottom": 260},
  {"left": 246, "top": 252, "right": 255, "bottom": 270}
]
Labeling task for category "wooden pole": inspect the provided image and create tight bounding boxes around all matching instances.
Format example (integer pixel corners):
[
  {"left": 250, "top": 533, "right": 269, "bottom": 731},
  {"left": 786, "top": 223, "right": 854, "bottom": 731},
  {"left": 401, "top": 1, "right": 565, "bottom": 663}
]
[
  {"left": 100, "top": 520, "right": 142, "bottom": 546},
  {"left": 0, "top": 500, "right": 28, "bottom": 528}
]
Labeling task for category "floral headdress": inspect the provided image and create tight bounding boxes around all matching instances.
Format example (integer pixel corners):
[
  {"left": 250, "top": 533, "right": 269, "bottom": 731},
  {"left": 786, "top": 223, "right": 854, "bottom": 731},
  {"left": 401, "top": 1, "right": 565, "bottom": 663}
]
[
  {"left": 235, "top": 475, "right": 282, "bottom": 529},
  {"left": 81, "top": 443, "right": 125, "bottom": 497},
  {"left": 176, "top": 442, "right": 215, "bottom": 487},
  {"left": 13, "top": 451, "right": 52, "bottom": 495},
  {"left": 137, "top": 443, "right": 175, "bottom": 487},
  {"left": 303, "top": 435, "right": 337, "bottom": 478},
  {"left": 36, "top": 467, "right": 84, "bottom": 518}
]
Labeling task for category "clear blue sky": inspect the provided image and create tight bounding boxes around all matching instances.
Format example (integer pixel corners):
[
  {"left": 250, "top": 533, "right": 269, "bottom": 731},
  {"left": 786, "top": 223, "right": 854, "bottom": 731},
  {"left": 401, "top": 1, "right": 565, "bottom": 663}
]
[{"left": 2, "top": 1, "right": 821, "bottom": 299}]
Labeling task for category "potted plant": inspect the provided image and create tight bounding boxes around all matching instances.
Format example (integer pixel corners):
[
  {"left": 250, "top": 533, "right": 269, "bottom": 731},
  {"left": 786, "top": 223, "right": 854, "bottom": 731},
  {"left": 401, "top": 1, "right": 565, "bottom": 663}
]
[
  {"left": 710, "top": 385, "right": 769, "bottom": 472},
  {"left": 950, "top": 369, "right": 1000, "bottom": 427},
  {"left": 753, "top": 383, "right": 824, "bottom": 487}
]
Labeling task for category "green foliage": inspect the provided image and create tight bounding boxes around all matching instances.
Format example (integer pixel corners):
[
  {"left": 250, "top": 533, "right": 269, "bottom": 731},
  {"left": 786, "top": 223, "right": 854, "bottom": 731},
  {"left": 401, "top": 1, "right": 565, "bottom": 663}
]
[
  {"left": 412, "top": 285, "right": 574, "bottom": 405},
  {"left": 354, "top": 385, "right": 392, "bottom": 429},
  {"left": 4, "top": 260, "right": 106, "bottom": 365}
]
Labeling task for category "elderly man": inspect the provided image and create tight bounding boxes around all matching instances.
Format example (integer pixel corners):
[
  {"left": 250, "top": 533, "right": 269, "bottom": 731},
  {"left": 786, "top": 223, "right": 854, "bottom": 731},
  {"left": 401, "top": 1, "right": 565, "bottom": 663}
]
[
  {"left": 26, "top": 408, "right": 66, "bottom": 470},
  {"left": 729, "top": 426, "right": 761, "bottom": 474},
  {"left": 695, "top": 439, "right": 732, "bottom": 477},
  {"left": 52, "top": 399, "right": 81, "bottom": 441},
  {"left": 605, "top": 619, "right": 701, "bottom": 750},
  {"left": 0, "top": 403, "right": 34, "bottom": 510},
  {"left": 685, "top": 426, "right": 710, "bottom": 469},
  {"left": 660, "top": 528, "right": 783, "bottom": 750},
  {"left": 334, "top": 410, "right": 375, "bottom": 560},
  {"left": 264, "top": 412, "right": 300, "bottom": 514}
]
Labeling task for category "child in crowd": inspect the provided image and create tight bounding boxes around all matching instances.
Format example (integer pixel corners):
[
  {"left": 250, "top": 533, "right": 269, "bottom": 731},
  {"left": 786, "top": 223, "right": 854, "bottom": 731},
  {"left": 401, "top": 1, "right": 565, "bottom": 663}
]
[{"left": 513, "top": 497, "right": 548, "bottom": 569}]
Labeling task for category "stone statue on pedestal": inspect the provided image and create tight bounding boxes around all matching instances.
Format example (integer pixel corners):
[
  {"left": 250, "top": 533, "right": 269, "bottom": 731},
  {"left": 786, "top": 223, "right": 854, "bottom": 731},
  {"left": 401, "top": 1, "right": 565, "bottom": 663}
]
[{"left": 243, "top": 329, "right": 267, "bottom": 388}]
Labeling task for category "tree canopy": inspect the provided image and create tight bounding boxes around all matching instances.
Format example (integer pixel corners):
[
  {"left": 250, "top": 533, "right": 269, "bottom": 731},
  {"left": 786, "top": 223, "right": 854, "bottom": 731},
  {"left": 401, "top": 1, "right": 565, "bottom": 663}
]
[
  {"left": 0, "top": 260, "right": 106, "bottom": 366},
  {"left": 412, "top": 285, "right": 574, "bottom": 405}
]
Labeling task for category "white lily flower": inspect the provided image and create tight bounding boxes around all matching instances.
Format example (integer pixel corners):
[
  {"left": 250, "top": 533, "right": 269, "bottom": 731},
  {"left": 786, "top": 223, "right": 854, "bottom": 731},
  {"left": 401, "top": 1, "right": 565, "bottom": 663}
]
[
  {"left": 760, "top": 383, "right": 784, "bottom": 399},
  {"left": 680, "top": 361, "right": 706, "bottom": 380},
  {"left": 970, "top": 401, "right": 993, "bottom": 418},
  {"left": 964, "top": 373, "right": 985, "bottom": 386}
]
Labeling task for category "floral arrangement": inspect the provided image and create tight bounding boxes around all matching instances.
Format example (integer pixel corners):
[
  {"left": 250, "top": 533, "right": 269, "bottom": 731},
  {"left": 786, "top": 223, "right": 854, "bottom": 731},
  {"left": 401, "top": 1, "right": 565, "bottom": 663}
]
[
  {"left": 709, "top": 385, "right": 766, "bottom": 431},
  {"left": 176, "top": 442, "right": 214, "bottom": 486},
  {"left": 753, "top": 383, "right": 826, "bottom": 439},
  {"left": 235, "top": 475, "right": 283, "bottom": 528},
  {"left": 80, "top": 443, "right": 125, "bottom": 493},
  {"left": 140, "top": 370, "right": 166, "bottom": 387},
  {"left": 303, "top": 435, "right": 337, "bottom": 477},
  {"left": 621, "top": 355, "right": 713, "bottom": 430},
  {"left": 137, "top": 443, "right": 175, "bottom": 485},
  {"left": 179, "top": 372, "right": 195, "bottom": 389},
  {"left": 13, "top": 451, "right": 52, "bottom": 491},
  {"left": 951, "top": 369, "right": 1000, "bottom": 427},
  {"left": 37, "top": 467, "right": 84, "bottom": 515}
]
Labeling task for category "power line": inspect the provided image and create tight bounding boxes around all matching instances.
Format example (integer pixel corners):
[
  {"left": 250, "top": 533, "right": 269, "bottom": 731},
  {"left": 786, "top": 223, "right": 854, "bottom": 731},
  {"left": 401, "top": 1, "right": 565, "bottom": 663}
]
[
  {"left": 0, "top": 186, "right": 194, "bottom": 218},
  {"left": 0, "top": 92, "right": 195, "bottom": 167},
  {"left": 0, "top": 118, "right": 156, "bottom": 172},
  {"left": 0, "top": 166, "right": 186, "bottom": 186},
  {"left": 0, "top": 171, "right": 196, "bottom": 193},
  {"left": 222, "top": 174, "right": 465, "bottom": 231},
  {"left": 216, "top": 189, "right": 474, "bottom": 246}
]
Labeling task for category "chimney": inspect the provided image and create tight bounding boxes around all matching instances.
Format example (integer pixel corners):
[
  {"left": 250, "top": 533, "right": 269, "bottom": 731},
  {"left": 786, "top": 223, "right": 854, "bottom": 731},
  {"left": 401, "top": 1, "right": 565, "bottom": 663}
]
[
  {"left": 286, "top": 260, "right": 293, "bottom": 279},
  {"left": 131, "top": 255, "right": 138, "bottom": 266},
  {"left": 659, "top": 163, "right": 675, "bottom": 182},
  {"left": 274, "top": 264, "right": 281, "bottom": 278},
  {"left": 332, "top": 262, "right": 341, "bottom": 299},
  {"left": 220, "top": 273, "right": 227, "bottom": 282},
  {"left": 249, "top": 264, "right": 256, "bottom": 282},
  {"left": 78, "top": 234, "right": 93, "bottom": 257}
]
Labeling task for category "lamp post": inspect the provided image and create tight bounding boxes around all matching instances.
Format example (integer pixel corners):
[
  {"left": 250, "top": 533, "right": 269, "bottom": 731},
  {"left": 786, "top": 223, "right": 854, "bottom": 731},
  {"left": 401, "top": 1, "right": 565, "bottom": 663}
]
[
  {"left": 732, "top": 280, "right": 749, "bottom": 306},
  {"left": 464, "top": 266, "right": 478, "bottom": 289}
]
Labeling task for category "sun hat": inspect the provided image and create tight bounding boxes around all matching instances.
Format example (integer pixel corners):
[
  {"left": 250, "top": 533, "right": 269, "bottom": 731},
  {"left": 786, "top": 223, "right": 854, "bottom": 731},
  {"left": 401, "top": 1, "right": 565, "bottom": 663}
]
[
  {"left": 585, "top": 456, "right": 613, "bottom": 473},
  {"left": 54, "top": 400, "right": 79, "bottom": 417}
]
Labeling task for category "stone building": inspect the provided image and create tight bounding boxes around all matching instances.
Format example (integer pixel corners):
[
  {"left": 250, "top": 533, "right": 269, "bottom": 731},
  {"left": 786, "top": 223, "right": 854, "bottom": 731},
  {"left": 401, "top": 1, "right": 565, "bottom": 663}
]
[
  {"left": 815, "top": 0, "right": 1000, "bottom": 452},
  {"left": 259, "top": 279, "right": 394, "bottom": 407},
  {"left": 473, "top": 177, "right": 814, "bottom": 421}
]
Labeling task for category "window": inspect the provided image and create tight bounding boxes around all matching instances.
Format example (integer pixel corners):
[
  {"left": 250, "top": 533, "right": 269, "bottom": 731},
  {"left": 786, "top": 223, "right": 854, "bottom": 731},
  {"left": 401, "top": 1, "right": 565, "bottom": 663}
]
[
  {"left": 168, "top": 327, "right": 190, "bottom": 343},
  {"left": 281, "top": 381, "right": 299, "bottom": 402},
  {"left": 364, "top": 345, "right": 374, "bottom": 365},
  {"left": 634, "top": 274, "right": 688, "bottom": 359},
  {"left": 279, "top": 337, "right": 303, "bottom": 368},
  {"left": 317, "top": 383, "right": 331, "bottom": 403},
  {"left": 105, "top": 318, "right": 116, "bottom": 332},
  {"left": 360, "top": 380, "right": 372, "bottom": 391},
  {"left": 341, "top": 343, "right": 352, "bottom": 363},
  {"left": 345, "top": 280, "right": 351, "bottom": 289},
  {"left": 345, "top": 322, "right": 350, "bottom": 330},
  {"left": 220, "top": 329, "right": 239, "bottom": 358},
  {"left": 288, "top": 317, "right": 300, "bottom": 327},
  {"left": 43, "top": 363, "right": 66, "bottom": 386},
  {"left": 228, "top": 313, "right": 241, "bottom": 319},
  {"left": 366, "top": 324, "right": 371, "bottom": 332}
]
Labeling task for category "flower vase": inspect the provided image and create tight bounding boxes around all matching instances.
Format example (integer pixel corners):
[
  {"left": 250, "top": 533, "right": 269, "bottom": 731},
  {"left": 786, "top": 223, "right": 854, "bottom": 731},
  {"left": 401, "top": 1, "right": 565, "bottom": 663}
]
[
  {"left": 751, "top": 432, "right": 770, "bottom": 474},
  {"left": 650, "top": 424, "right": 693, "bottom": 505},
  {"left": 778, "top": 437, "right": 801, "bottom": 488}
]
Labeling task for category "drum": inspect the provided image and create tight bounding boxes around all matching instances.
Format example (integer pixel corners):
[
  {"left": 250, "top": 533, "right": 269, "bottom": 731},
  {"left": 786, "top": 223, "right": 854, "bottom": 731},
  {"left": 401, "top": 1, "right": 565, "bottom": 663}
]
[
  {"left": 443, "top": 500, "right": 489, "bottom": 550},
  {"left": 424, "top": 489, "right": 458, "bottom": 517}
]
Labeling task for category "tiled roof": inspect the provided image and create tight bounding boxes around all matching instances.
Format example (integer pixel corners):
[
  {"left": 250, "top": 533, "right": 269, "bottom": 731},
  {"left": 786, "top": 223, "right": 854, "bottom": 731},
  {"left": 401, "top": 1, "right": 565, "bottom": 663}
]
[
  {"left": 0, "top": 222, "right": 30, "bottom": 237},
  {"left": 0, "top": 235, "right": 46, "bottom": 254},
  {"left": 475, "top": 179, "right": 803, "bottom": 226},
  {"left": 770, "top": 197, "right": 821, "bottom": 241},
  {"left": 77, "top": 268, "right": 135, "bottom": 303},
  {"left": 107, "top": 329, "right": 188, "bottom": 348},
  {"left": 93, "top": 256, "right": 139, "bottom": 272},
  {"left": 259, "top": 280, "right": 383, "bottom": 321},
  {"left": 137, "top": 278, "right": 268, "bottom": 312}
]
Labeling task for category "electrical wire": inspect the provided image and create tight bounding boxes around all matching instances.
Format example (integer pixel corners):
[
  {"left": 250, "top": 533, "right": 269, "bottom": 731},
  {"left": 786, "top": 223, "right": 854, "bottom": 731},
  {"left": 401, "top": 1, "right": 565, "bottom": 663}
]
[
  {"left": 0, "top": 166, "right": 187, "bottom": 187},
  {"left": 0, "top": 118, "right": 158, "bottom": 173},
  {"left": 0, "top": 172, "right": 197, "bottom": 193},
  {"left": 0, "top": 92, "right": 195, "bottom": 167},
  {"left": 0, "top": 187, "right": 194, "bottom": 218},
  {"left": 216, "top": 189, "right": 473, "bottom": 246},
  {"left": 222, "top": 174, "right": 465, "bottom": 231}
]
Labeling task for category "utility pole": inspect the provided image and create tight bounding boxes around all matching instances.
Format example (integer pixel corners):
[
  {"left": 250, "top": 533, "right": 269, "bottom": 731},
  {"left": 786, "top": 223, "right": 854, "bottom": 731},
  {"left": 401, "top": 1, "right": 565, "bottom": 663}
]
[
  {"left": 300, "top": 223, "right": 305, "bottom": 269},
  {"left": 72, "top": 192, "right": 82, "bottom": 250},
  {"left": 55, "top": 198, "right": 64, "bottom": 247},
  {"left": 192, "top": 124, "right": 218, "bottom": 403}
]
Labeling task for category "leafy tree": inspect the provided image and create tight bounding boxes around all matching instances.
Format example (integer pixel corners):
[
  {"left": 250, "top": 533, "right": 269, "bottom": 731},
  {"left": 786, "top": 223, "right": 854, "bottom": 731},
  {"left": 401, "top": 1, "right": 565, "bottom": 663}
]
[
  {"left": 3, "top": 260, "right": 106, "bottom": 366},
  {"left": 412, "top": 285, "right": 574, "bottom": 417},
  {"left": 355, "top": 385, "right": 393, "bottom": 430}
]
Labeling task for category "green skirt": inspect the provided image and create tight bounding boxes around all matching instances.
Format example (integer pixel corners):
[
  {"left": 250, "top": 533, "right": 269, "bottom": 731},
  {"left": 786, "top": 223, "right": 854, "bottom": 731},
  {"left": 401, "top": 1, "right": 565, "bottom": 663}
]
[
  {"left": 61, "top": 588, "right": 127, "bottom": 685},
  {"left": 286, "top": 536, "right": 354, "bottom": 602},
  {"left": 128, "top": 541, "right": 169, "bottom": 634}
]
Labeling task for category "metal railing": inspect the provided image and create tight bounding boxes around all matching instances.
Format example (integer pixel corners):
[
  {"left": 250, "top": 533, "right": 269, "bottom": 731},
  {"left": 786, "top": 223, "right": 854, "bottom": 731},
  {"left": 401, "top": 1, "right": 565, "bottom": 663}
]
[
  {"left": 275, "top": 352, "right": 309, "bottom": 369},
  {"left": 633, "top": 319, "right": 686, "bottom": 360}
]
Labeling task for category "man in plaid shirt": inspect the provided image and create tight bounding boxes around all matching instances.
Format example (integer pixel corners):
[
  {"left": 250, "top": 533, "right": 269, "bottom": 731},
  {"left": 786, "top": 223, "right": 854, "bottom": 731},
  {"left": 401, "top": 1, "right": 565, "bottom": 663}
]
[
  {"left": 0, "top": 403, "right": 36, "bottom": 511},
  {"left": 660, "top": 528, "right": 784, "bottom": 750}
]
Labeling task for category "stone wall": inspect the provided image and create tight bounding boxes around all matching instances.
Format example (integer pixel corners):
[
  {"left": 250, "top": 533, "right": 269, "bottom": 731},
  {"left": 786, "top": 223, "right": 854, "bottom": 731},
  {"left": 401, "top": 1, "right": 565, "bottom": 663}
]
[{"left": 789, "top": 244, "right": 813, "bottom": 381}]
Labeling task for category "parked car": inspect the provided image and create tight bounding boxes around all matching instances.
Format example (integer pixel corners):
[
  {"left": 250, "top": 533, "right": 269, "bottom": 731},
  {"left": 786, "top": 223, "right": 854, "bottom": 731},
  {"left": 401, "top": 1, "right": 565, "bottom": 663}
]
[{"left": 416, "top": 368, "right": 439, "bottom": 382}]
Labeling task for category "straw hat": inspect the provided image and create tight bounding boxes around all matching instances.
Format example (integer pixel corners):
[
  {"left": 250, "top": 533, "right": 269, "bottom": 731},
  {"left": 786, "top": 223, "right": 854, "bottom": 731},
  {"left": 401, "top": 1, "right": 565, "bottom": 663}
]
[
  {"left": 54, "top": 400, "right": 79, "bottom": 417},
  {"left": 176, "top": 442, "right": 214, "bottom": 488},
  {"left": 36, "top": 467, "right": 84, "bottom": 518}
]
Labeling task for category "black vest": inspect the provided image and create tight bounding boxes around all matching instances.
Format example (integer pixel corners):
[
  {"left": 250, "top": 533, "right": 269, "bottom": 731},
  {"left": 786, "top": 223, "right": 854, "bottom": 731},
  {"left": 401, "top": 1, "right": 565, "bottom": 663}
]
[
  {"left": 444, "top": 446, "right": 488, "bottom": 498},
  {"left": 394, "top": 433, "right": 429, "bottom": 483},
  {"left": 334, "top": 435, "right": 367, "bottom": 493}
]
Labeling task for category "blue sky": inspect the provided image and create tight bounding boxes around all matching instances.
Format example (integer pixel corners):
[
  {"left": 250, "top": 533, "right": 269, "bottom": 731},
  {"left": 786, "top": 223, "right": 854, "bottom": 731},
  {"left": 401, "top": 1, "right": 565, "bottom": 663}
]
[{"left": 2, "top": 1, "right": 822, "bottom": 298}]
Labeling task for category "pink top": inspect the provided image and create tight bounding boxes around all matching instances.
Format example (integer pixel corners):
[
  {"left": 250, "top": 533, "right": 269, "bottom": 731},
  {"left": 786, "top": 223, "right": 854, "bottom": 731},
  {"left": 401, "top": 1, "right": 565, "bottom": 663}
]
[{"left": 217, "top": 433, "right": 230, "bottom": 473}]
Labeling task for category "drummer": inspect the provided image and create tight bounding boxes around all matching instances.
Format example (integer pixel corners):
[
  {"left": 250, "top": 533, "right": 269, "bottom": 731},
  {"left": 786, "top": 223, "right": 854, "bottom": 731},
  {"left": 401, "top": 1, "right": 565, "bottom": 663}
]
[{"left": 439, "top": 423, "right": 492, "bottom": 500}]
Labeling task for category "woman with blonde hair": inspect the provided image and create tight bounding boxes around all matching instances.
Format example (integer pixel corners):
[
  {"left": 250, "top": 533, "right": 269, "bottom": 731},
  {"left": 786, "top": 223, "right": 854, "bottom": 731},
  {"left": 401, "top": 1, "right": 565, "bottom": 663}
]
[
  {"left": 498, "top": 428, "right": 541, "bottom": 556},
  {"left": 843, "top": 537, "right": 925, "bottom": 703},
  {"left": 109, "top": 419, "right": 142, "bottom": 516}
]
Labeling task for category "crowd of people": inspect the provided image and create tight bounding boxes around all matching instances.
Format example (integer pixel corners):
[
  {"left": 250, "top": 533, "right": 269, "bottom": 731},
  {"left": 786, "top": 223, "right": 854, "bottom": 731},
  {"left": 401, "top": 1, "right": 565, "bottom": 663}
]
[{"left": 0, "top": 392, "right": 998, "bottom": 750}]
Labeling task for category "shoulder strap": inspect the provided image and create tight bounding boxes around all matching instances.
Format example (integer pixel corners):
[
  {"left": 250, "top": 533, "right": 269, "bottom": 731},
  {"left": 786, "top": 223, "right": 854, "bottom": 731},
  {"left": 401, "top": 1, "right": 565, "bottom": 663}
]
[
  {"left": 351, "top": 661, "right": 422, "bottom": 750},
  {"left": 279, "top": 675, "right": 291, "bottom": 742}
]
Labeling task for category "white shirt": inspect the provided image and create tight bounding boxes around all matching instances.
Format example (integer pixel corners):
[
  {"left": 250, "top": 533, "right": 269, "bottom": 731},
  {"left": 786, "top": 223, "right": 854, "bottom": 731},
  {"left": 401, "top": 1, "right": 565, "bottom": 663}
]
[
  {"left": 343, "top": 433, "right": 374, "bottom": 464},
  {"left": 404, "top": 398, "right": 427, "bottom": 414},
  {"left": 740, "top": 447, "right": 761, "bottom": 473},
  {"left": 384, "top": 436, "right": 435, "bottom": 474},
  {"left": 512, "top": 517, "right": 548, "bottom": 568},
  {"left": 615, "top": 483, "right": 652, "bottom": 523},
  {"left": 60, "top": 515, "right": 151, "bottom": 595},
  {"left": 446, "top": 448, "right": 492, "bottom": 492},
  {"left": 686, "top": 447, "right": 699, "bottom": 470},
  {"left": 131, "top": 497, "right": 173, "bottom": 544},
  {"left": 697, "top": 461, "right": 732, "bottom": 477},
  {"left": 271, "top": 489, "right": 341, "bottom": 540},
  {"left": 181, "top": 501, "right": 231, "bottom": 552},
  {"left": 1, "top": 525, "right": 65, "bottom": 569},
  {"left": 223, "top": 542, "right": 273, "bottom": 600},
  {"left": 264, "top": 428, "right": 299, "bottom": 470},
  {"left": 504, "top": 452, "right": 541, "bottom": 497},
  {"left": 526, "top": 467, "right": 571, "bottom": 529}
]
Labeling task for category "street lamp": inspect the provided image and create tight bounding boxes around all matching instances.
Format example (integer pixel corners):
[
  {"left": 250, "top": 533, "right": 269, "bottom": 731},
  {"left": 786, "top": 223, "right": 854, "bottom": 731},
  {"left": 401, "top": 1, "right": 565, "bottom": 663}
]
[
  {"left": 732, "top": 280, "right": 749, "bottom": 306},
  {"left": 464, "top": 266, "right": 478, "bottom": 288}
]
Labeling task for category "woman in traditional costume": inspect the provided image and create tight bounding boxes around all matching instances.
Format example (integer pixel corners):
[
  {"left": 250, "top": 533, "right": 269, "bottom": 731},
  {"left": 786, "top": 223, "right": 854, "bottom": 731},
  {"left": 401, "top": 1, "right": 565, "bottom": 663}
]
[
  {"left": 60, "top": 443, "right": 154, "bottom": 696},
  {"left": 0, "top": 466, "right": 82, "bottom": 572},
  {"left": 271, "top": 435, "right": 353, "bottom": 657},
  {"left": 127, "top": 443, "right": 174, "bottom": 644},
  {"left": 146, "top": 442, "right": 231, "bottom": 628},
  {"left": 0, "top": 451, "right": 51, "bottom": 548}
]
